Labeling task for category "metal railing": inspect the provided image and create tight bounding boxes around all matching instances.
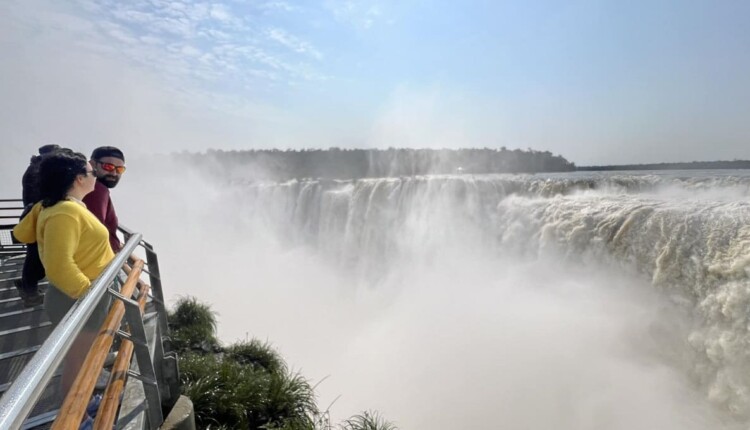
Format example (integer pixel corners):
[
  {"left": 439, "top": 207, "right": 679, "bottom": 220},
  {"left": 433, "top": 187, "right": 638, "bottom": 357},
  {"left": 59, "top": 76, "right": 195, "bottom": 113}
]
[
  {"left": 0, "top": 216, "right": 178, "bottom": 429},
  {"left": 0, "top": 199, "right": 25, "bottom": 220},
  {"left": 0, "top": 234, "right": 142, "bottom": 429},
  {"left": 53, "top": 260, "right": 146, "bottom": 429},
  {"left": 0, "top": 200, "right": 25, "bottom": 258}
]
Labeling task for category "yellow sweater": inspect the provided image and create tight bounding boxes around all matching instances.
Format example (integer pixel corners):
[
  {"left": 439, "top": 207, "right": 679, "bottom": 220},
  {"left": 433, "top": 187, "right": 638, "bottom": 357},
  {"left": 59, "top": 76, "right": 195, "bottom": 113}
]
[{"left": 13, "top": 200, "right": 115, "bottom": 298}]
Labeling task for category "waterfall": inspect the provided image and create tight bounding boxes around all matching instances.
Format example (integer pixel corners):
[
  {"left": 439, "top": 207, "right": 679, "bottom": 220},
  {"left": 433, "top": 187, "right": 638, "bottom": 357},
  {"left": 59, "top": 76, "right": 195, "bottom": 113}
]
[
  {"left": 231, "top": 172, "right": 750, "bottom": 418},
  {"left": 125, "top": 169, "right": 750, "bottom": 428}
]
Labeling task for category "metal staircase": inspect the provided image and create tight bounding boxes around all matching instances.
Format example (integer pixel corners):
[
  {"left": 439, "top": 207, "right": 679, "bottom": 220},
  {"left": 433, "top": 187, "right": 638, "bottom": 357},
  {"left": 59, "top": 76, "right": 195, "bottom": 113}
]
[{"left": 0, "top": 260, "right": 60, "bottom": 429}]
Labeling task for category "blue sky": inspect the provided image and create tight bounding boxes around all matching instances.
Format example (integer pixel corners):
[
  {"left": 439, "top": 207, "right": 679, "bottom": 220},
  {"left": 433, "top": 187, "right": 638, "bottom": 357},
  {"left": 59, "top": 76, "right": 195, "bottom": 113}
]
[{"left": 1, "top": 0, "right": 750, "bottom": 165}]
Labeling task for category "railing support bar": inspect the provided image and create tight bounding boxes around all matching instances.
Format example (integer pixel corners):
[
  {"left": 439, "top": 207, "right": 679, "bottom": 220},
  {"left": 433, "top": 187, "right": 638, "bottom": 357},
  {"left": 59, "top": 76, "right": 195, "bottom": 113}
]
[
  {"left": 144, "top": 247, "right": 169, "bottom": 340},
  {"left": 122, "top": 295, "right": 163, "bottom": 427}
]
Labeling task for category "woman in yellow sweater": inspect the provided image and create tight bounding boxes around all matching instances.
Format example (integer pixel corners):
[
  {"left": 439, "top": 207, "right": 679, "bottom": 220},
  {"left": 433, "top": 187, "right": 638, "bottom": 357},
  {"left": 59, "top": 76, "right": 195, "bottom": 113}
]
[{"left": 14, "top": 149, "right": 115, "bottom": 395}]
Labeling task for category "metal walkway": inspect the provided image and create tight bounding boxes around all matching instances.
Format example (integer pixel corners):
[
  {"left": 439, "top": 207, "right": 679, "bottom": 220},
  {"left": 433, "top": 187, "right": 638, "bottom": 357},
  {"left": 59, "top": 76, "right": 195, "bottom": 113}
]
[{"left": 0, "top": 199, "right": 181, "bottom": 429}]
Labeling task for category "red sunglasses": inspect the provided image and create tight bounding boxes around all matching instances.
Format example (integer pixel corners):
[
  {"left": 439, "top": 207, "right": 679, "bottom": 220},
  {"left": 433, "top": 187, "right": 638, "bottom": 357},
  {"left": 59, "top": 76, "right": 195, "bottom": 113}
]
[{"left": 95, "top": 160, "right": 126, "bottom": 174}]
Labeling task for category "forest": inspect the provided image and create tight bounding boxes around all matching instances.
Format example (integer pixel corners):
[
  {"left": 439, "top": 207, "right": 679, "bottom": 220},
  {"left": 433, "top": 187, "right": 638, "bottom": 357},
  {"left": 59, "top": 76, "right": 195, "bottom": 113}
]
[
  {"left": 175, "top": 147, "right": 576, "bottom": 181},
  {"left": 577, "top": 160, "right": 750, "bottom": 171}
]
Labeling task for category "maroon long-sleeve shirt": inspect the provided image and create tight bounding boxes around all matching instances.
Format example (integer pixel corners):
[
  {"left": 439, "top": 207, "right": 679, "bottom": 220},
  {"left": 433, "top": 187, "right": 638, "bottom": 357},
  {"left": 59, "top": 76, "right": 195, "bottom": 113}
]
[{"left": 83, "top": 181, "right": 121, "bottom": 252}]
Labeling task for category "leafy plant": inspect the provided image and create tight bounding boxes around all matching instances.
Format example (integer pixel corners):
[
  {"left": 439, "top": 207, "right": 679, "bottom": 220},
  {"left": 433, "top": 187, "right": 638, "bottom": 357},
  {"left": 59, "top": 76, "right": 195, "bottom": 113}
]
[
  {"left": 168, "top": 296, "right": 220, "bottom": 352},
  {"left": 226, "top": 340, "right": 286, "bottom": 374}
]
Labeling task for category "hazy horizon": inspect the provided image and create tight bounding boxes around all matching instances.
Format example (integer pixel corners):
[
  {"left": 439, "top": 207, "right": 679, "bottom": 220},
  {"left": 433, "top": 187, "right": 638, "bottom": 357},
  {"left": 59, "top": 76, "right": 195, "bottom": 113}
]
[{"left": 2, "top": 0, "right": 750, "bottom": 174}]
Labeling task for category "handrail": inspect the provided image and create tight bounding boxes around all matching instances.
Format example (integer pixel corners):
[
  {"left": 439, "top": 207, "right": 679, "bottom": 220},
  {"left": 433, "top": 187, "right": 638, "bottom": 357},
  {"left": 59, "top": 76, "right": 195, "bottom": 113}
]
[
  {"left": 0, "top": 233, "right": 143, "bottom": 429},
  {"left": 0, "top": 199, "right": 24, "bottom": 220},
  {"left": 52, "top": 260, "right": 144, "bottom": 429},
  {"left": 1, "top": 200, "right": 27, "bottom": 256}
]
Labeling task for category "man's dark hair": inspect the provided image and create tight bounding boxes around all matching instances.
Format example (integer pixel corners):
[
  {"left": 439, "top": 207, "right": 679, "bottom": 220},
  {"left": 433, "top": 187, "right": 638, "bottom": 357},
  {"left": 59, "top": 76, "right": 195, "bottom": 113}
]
[
  {"left": 38, "top": 144, "right": 60, "bottom": 155},
  {"left": 39, "top": 149, "right": 89, "bottom": 208},
  {"left": 91, "top": 146, "right": 125, "bottom": 162}
]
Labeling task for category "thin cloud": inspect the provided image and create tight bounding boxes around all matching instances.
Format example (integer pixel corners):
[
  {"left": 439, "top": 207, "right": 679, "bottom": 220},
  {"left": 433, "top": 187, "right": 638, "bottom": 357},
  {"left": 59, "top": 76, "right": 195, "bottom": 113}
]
[
  {"left": 208, "top": 3, "right": 247, "bottom": 30},
  {"left": 181, "top": 44, "right": 203, "bottom": 57},
  {"left": 326, "top": 0, "right": 390, "bottom": 29},
  {"left": 98, "top": 21, "right": 139, "bottom": 44},
  {"left": 110, "top": 9, "right": 155, "bottom": 25},
  {"left": 200, "top": 28, "right": 232, "bottom": 40},
  {"left": 260, "top": 1, "right": 299, "bottom": 13},
  {"left": 63, "top": 0, "right": 327, "bottom": 93},
  {"left": 140, "top": 35, "right": 166, "bottom": 45},
  {"left": 267, "top": 28, "right": 323, "bottom": 60},
  {"left": 210, "top": 3, "right": 232, "bottom": 22}
]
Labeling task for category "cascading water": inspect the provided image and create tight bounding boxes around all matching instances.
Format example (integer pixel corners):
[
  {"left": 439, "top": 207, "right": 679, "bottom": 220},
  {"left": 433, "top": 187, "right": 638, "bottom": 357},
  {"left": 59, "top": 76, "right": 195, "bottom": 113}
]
[{"left": 127, "top": 169, "right": 750, "bottom": 429}]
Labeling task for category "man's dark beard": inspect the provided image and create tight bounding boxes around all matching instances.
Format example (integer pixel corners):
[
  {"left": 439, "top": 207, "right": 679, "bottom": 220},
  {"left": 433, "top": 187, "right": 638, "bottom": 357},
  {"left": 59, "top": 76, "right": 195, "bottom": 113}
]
[{"left": 98, "top": 176, "right": 119, "bottom": 188}]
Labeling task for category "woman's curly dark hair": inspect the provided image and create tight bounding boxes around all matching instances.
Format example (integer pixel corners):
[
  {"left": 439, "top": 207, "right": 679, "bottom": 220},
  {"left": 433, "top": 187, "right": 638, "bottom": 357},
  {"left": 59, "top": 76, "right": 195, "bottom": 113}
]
[{"left": 39, "top": 149, "right": 89, "bottom": 208}]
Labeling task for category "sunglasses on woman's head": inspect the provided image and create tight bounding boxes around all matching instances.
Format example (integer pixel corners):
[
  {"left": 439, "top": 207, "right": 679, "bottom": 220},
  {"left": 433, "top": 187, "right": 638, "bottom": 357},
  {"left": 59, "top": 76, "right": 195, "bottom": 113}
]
[{"left": 95, "top": 160, "right": 126, "bottom": 174}]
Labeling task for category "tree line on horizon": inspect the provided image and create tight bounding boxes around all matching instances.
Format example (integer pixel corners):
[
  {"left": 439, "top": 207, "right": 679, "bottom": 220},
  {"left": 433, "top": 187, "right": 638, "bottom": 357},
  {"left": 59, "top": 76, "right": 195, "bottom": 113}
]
[
  {"left": 577, "top": 159, "right": 750, "bottom": 171},
  {"left": 174, "top": 147, "right": 576, "bottom": 181}
]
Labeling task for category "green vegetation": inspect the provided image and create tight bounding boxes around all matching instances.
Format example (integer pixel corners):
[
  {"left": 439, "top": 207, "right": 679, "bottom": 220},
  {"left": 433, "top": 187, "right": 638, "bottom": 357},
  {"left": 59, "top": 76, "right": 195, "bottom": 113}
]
[
  {"left": 577, "top": 159, "right": 750, "bottom": 171},
  {"left": 168, "top": 296, "right": 398, "bottom": 430},
  {"left": 169, "top": 296, "right": 220, "bottom": 352},
  {"left": 341, "top": 411, "right": 398, "bottom": 430}
]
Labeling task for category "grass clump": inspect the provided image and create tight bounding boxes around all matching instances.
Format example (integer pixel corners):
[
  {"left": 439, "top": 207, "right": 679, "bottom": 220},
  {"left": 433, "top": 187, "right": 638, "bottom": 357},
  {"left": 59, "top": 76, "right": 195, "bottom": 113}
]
[
  {"left": 169, "top": 296, "right": 397, "bottom": 430},
  {"left": 169, "top": 296, "right": 220, "bottom": 352},
  {"left": 340, "top": 411, "right": 398, "bottom": 430},
  {"left": 226, "top": 339, "right": 286, "bottom": 374}
]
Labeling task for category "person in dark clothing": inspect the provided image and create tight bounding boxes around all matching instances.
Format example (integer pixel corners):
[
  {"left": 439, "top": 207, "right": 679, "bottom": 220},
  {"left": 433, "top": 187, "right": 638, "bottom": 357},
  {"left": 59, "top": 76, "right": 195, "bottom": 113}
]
[
  {"left": 21, "top": 144, "right": 61, "bottom": 206},
  {"left": 15, "top": 144, "right": 61, "bottom": 307},
  {"left": 83, "top": 146, "right": 126, "bottom": 252}
]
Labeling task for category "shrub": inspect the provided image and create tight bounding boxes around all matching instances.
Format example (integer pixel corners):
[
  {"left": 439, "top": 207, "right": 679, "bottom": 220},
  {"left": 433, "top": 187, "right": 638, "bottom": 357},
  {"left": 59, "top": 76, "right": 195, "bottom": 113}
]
[
  {"left": 168, "top": 296, "right": 220, "bottom": 352},
  {"left": 257, "top": 370, "right": 318, "bottom": 428},
  {"left": 226, "top": 339, "right": 286, "bottom": 374}
]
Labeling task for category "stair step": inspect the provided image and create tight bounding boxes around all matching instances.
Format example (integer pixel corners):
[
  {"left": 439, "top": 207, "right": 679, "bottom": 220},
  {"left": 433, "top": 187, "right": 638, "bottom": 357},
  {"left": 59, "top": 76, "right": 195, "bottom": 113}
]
[
  {"left": 0, "top": 283, "right": 48, "bottom": 300},
  {"left": 0, "top": 276, "right": 21, "bottom": 286},
  {"left": 0, "top": 297, "right": 46, "bottom": 313},
  {"left": 0, "top": 369, "right": 59, "bottom": 396},
  {"left": 0, "top": 345, "right": 41, "bottom": 362},
  {"left": 0, "top": 287, "right": 19, "bottom": 300},
  {"left": 0, "top": 354, "right": 34, "bottom": 388},
  {"left": 0, "top": 260, "right": 24, "bottom": 268},
  {"left": 0, "top": 307, "right": 48, "bottom": 331},
  {"left": 0, "top": 322, "right": 53, "bottom": 339},
  {"left": 22, "top": 409, "right": 58, "bottom": 430},
  {"left": 0, "top": 297, "right": 27, "bottom": 313},
  {"left": 0, "top": 267, "right": 23, "bottom": 276},
  {"left": 0, "top": 376, "right": 61, "bottom": 430},
  {"left": 0, "top": 323, "right": 53, "bottom": 383}
]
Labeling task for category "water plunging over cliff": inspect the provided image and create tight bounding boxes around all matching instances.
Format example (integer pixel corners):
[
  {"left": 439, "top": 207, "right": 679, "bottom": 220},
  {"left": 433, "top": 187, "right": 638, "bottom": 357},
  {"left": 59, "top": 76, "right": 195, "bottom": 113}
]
[{"left": 127, "top": 170, "right": 750, "bottom": 429}]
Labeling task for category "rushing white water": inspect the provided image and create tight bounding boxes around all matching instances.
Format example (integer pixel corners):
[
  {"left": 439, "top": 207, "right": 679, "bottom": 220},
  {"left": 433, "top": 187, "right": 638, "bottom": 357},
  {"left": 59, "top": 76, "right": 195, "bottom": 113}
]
[{"left": 123, "top": 168, "right": 750, "bottom": 429}]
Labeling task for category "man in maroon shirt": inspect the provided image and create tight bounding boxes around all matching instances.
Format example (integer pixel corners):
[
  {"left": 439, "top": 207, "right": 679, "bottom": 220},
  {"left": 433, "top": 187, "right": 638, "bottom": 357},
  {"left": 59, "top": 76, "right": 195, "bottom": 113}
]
[{"left": 83, "top": 146, "right": 126, "bottom": 252}]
